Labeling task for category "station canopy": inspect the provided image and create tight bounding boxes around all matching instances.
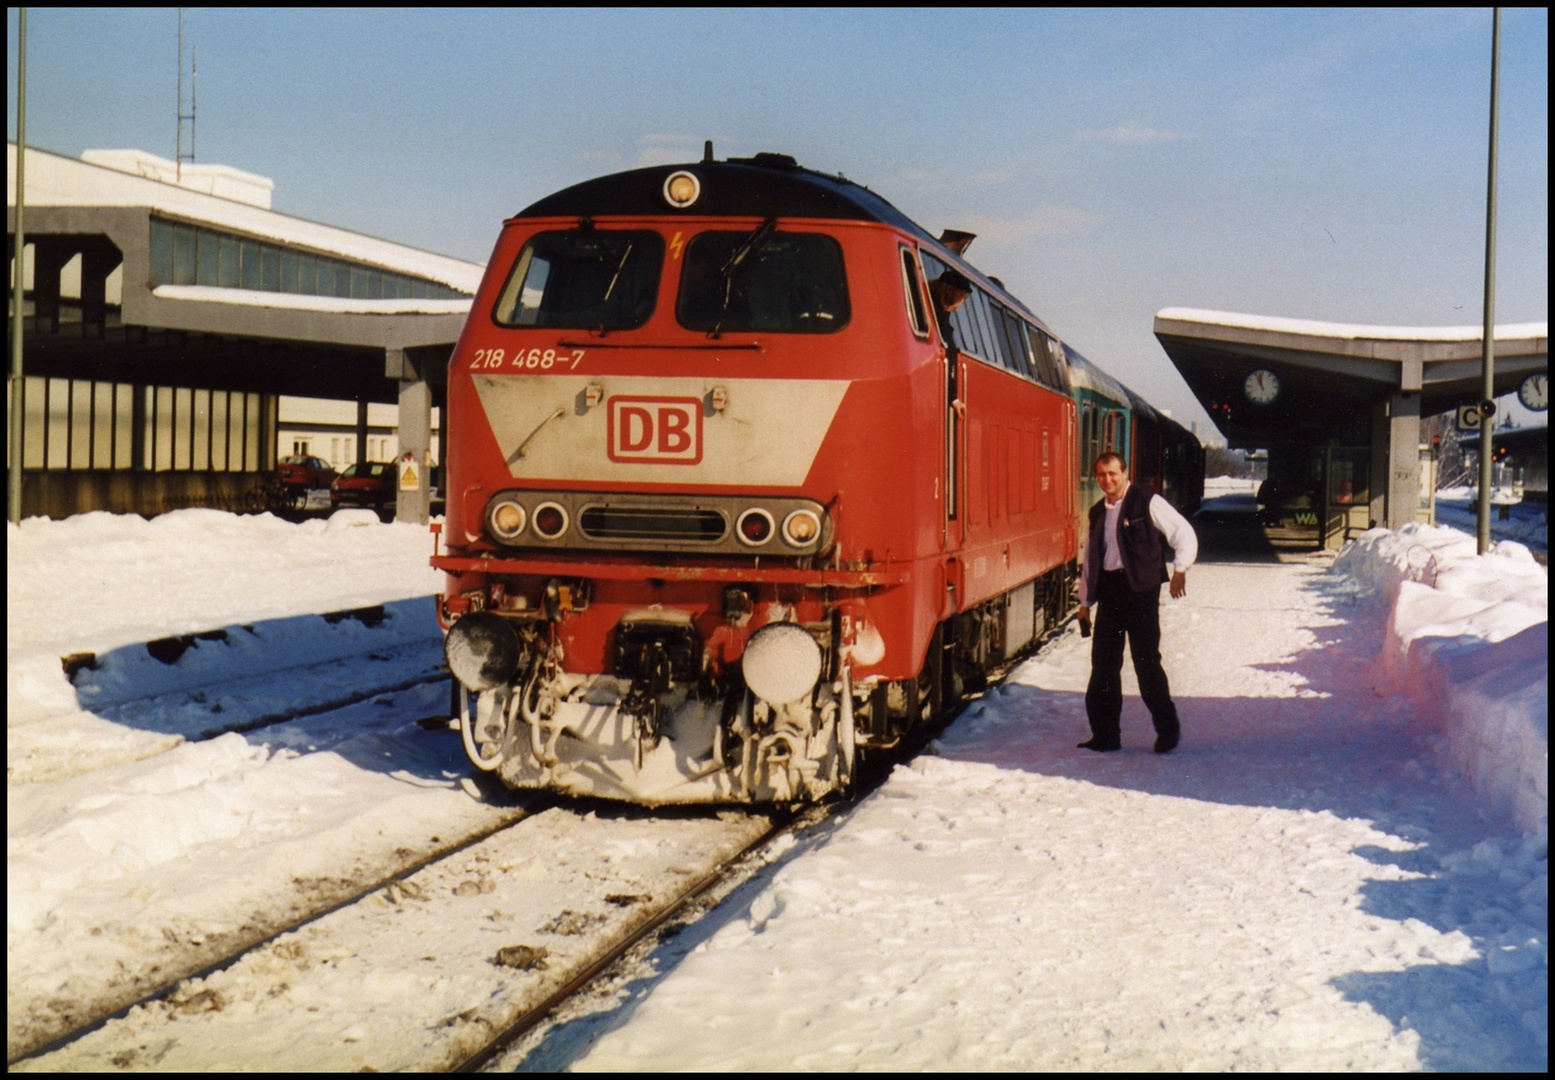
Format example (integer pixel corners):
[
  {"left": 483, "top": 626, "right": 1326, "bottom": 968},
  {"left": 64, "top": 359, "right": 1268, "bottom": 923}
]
[{"left": 1154, "top": 308, "right": 1548, "bottom": 449}]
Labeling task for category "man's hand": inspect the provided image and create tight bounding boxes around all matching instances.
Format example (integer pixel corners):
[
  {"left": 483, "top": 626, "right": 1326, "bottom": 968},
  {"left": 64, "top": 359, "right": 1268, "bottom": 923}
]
[{"left": 1169, "top": 570, "right": 1187, "bottom": 600}]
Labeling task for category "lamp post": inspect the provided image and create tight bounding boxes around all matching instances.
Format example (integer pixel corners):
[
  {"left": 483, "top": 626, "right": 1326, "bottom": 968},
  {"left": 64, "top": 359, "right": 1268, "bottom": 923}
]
[
  {"left": 9, "top": 8, "right": 26, "bottom": 525},
  {"left": 1476, "top": 8, "right": 1500, "bottom": 555}
]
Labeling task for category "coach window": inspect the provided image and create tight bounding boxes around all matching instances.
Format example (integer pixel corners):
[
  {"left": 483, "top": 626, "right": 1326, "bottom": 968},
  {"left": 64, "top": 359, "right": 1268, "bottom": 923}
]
[
  {"left": 494, "top": 229, "right": 665, "bottom": 331},
  {"left": 678, "top": 230, "right": 849, "bottom": 334},
  {"left": 900, "top": 247, "right": 929, "bottom": 338}
]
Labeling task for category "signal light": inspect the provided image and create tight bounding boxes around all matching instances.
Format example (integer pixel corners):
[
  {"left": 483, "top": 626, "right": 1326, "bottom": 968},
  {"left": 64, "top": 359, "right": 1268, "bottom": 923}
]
[
  {"left": 533, "top": 502, "right": 569, "bottom": 539},
  {"left": 663, "top": 170, "right": 701, "bottom": 208},
  {"left": 736, "top": 507, "right": 774, "bottom": 546},
  {"left": 781, "top": 508, "right": 821, "bottom": 547},
  {"left": 489, "top": 499, "right": 526, "bottom": 541}
]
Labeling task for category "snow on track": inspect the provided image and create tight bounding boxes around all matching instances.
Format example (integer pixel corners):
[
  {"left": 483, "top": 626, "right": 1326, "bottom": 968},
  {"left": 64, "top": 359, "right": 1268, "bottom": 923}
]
[
  {"left": 7, "top": 684, "right": 527, "bottom": 1062},
  {"left": 17, "top": 806, "right": 773, "bottom": 1072}
]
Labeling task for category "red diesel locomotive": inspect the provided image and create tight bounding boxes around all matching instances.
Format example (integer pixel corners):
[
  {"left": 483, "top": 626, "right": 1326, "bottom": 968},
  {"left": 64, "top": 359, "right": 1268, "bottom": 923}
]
[{"left": 434, "top": 153, "right": 1081, "bottom": 804}]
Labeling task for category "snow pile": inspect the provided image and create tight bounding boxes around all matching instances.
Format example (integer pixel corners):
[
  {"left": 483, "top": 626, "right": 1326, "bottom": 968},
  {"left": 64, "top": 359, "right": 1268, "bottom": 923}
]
[
  {"left": 1334, "top": 524, "right": 1548, "bottom": 838},
  {"left": 7, "top": 509, "right": 444, "bottom": 663},
  {"left": 7, "top": 509, "right": 446, "bottom": 781},
  {"left": 1435, "top": 487, "right": 1548, "bottom": 555}
]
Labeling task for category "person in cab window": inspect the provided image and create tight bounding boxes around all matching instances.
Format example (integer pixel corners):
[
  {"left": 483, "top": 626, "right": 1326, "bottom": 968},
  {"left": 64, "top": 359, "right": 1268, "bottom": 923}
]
[
  {"left": 928, "top": 269, "right": 972, "bottom": 353},
  {"left": 1076, "top": 452, "right": 1198, "bottom": 754}
]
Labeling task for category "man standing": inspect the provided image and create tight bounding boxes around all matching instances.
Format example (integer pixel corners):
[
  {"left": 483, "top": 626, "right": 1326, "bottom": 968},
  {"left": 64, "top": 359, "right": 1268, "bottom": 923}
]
[{"left": 1076, "top": 452, "right": 1198, "bottom": 753}]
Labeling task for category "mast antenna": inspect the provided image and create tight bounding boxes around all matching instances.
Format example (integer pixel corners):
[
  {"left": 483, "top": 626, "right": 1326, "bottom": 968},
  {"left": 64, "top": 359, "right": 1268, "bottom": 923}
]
[{"left": 176, "top": 9, "right": 196, "bottom": 179}]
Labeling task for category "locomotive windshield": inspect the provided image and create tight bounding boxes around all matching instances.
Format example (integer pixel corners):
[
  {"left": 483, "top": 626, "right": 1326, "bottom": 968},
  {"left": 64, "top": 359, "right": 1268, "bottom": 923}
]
[
  {"left": 677, "top": 230, "right": 849, "bottom": 335},
  {"left": 493, "top": 229, "right": 664, "bottom": 331}
]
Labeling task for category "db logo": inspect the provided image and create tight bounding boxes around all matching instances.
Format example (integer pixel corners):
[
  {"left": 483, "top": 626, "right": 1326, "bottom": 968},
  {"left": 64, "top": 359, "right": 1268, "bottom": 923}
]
[{"left": 606, "top": 396, "right": 703, "bottom": 465}]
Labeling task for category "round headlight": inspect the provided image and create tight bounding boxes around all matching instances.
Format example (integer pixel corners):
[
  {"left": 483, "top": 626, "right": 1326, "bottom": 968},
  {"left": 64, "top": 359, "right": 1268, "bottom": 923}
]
[
  {"left": 663, "top": 170, "right": 701, "bottom": 208},
  {"left": 736, "top": 507, "right": 775, "bottom": 546},
  {"left": 532, "top": 501, "right": 570, "bottom": 540},
  {"left": 781, "top": 508, "right": 821, "bottom": 547},
  {"left": 742, "top": 622, "right": 822, "bottom": 705},
  {"left": 445, "top": 611, "right": 520, "bottom": 692},
  {"left": 488, "top": 497, "right": 526, "bottom": 542}
]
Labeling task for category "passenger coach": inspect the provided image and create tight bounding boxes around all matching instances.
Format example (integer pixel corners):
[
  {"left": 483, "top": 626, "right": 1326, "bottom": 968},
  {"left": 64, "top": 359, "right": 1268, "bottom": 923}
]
[{"left": 433, "top": 153, "right": 1087, "bottom": 804}]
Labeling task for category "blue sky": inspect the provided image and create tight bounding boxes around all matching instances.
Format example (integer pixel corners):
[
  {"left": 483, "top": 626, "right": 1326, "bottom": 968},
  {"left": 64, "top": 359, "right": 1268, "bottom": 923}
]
[{"left": 8, "top": 8, "right": 1548, "bottom": 435}]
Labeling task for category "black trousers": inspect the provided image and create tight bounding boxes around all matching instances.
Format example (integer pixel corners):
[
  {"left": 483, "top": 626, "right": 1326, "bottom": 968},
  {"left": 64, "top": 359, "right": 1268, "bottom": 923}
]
[{"left": 1085, "top": 569, "right": 1179, "bottom": 745}]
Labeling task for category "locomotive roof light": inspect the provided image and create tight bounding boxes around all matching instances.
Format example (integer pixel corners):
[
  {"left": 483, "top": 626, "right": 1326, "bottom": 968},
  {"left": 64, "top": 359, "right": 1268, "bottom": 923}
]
[
  {"left": 487, "top": 495, "right": 527, "bottom": 543},
  {"left": 663, "top": 170, "right": 701, "bottom": 209},
  {"left": 532, "top": 501, "right": 570, "bottom": 540},
  {"left": 742, "top": 622, "right": 823, "bottom": 706},
  {"left": 736, "top": 507, "right": 775, "bottom": 546},
  {"left": 781, "top": 508, "right": 821, "bottom": 547}
]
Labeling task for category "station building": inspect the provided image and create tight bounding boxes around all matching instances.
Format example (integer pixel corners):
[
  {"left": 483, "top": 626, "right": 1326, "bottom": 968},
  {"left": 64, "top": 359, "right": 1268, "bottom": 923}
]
[
  {"left": 1155, "top": 309, "right": 1548, "bottom": 548},
  {"left": 7, "top": 144, "right": 482, "bottom": 521}
]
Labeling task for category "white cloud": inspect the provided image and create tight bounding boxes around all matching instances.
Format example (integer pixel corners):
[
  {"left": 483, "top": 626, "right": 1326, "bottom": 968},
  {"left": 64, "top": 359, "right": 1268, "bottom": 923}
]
[
  {"left": 1076, "top": 125, "right": 1204, "bottom": 144},
  {"left": 947, "top": 207, "right": 1104, "bottom": 245}
]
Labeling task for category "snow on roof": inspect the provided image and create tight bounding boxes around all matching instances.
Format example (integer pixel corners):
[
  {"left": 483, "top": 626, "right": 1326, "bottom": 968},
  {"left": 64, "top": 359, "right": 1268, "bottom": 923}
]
[
  {"left": 9, "top": 143, "right": 485, "bottom": 294},
  {"left": 1156, "top": 308, "right": 1547, "bottom": 344},
  {"left": 152, "top": 284, "right": 472, "bottom": 317},
  {"left": 82, "top": 149, "right": 275, "bottom": 209}
]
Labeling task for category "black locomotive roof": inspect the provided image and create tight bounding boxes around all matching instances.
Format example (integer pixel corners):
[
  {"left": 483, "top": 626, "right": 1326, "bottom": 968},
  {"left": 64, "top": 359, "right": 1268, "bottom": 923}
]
[
  {"left": 515, "top": 153, "right": 1046, "bottom": 325},
  {"left": 516, "top": 154, "right": 935, "bottom": 241}
]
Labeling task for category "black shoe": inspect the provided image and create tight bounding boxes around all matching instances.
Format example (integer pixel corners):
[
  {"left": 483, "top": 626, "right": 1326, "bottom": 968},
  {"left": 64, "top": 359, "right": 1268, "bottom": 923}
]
[
  {"left": 1154, "top": 730, "right": 1179, "bottom": 754},
  {"left": 1077, "top": 738, "right": 1121, "bottom": 752}
]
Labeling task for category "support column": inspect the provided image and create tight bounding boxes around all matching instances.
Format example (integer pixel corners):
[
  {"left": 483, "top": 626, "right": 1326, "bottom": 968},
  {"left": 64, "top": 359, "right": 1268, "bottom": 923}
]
[
  {"left": 1385, "top": 390, "right": 1420, "bottom": 529},
  {"left": 31, "top": 240, "right": 69, "bottom": 335},
  {"left": 79, "top": 245, "right": 120, "bottom": 339},
  {"left": 1368, "top": 400, "right": 1388, "bottom": 529},
  {"left": 389, "top": 346, "right": 430, "bottom": 524},
  {"left": 355, "top": 399, "right": 368, "bottom": 466}
]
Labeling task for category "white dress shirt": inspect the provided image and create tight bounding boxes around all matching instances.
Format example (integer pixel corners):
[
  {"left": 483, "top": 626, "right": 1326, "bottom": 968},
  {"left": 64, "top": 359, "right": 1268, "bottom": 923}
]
[{"left": 1080, "top": 483, "right": 1198, "bottom": 608}]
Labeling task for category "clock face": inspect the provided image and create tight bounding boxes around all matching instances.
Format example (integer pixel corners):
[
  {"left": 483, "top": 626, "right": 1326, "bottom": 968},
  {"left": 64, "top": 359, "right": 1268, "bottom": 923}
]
[
  {"left": 1244, "top": 369, "right": 1280, "bottom": 405},
  {"left": 1517, "top": 373, "right": 1548, "bottom": 412}
]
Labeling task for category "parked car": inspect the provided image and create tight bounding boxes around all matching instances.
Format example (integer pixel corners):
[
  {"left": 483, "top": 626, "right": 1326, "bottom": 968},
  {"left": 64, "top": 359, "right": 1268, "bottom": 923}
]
[
  {"left": 330, "top": 462, "right": 397, "bottom": 509},
  {"left": 277, "top": 454, "right": 339, "bottom": 492}
]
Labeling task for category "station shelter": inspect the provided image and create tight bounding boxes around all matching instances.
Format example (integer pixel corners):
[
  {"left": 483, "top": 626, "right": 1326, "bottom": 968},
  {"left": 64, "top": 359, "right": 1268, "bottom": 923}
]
[
  {"left": 7, "top": 144, "right": 483, "bottom": 523},
  {"left": 1154, "top": 309, "right": 1548, "bottom": 548}
]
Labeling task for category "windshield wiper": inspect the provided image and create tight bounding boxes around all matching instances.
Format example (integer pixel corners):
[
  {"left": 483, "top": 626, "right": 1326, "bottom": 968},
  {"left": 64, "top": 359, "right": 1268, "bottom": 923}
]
[
  {"left": 709, "top": 217, "right": 776, "bottom": 338},
  {"left": 601, "top": 241, "right": 635, "bottom": 303}
]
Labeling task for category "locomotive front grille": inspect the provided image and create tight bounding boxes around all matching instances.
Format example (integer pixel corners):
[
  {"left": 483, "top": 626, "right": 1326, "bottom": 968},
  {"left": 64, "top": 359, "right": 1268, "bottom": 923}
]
[{"left": 578, "top": 505, "right": 728, "bottom": 543}]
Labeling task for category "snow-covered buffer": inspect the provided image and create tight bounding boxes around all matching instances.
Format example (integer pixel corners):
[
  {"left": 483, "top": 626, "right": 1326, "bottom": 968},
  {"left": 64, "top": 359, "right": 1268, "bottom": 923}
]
[{"left": 1334, "top": 524, "right": 1547, "bottom": 838}]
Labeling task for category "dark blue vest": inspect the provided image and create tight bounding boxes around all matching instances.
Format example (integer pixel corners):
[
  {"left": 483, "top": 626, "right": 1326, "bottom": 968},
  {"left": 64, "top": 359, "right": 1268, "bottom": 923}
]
[{"left": 1085, "top": 483, "right": 1170, "bottom": 596}]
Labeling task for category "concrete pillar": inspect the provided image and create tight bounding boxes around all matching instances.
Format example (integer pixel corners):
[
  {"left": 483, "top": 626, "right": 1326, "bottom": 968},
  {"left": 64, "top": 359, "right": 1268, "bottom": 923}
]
[
  {"left": 1385, "top": 391, "right": 1420, "bottom": 529},
  {"left": 1368, "top": 400, "right": 1388, "bottom": 529},
  {"left": 32, "top": 240, "right": 70, "bottom": 334},
  {"left": 390, "top": 346, "right": 430, "bottom": 524},
  {"left": 355, "top": 399, "right": 368, "bottom": 466},
  {"left": 80, "top": 246, "right": 119, "bottom": 338}
]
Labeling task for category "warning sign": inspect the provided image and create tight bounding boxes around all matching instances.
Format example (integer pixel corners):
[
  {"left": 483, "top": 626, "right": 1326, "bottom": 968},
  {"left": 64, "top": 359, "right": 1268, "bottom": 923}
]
[{"left": 399, "top": 458, "right": 419, "bottom": 491}]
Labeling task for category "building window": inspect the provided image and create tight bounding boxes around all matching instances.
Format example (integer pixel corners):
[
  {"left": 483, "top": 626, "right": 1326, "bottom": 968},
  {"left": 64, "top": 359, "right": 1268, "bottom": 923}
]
[{"left": 149, "top": 218, "right": 471, "bottom": 301}]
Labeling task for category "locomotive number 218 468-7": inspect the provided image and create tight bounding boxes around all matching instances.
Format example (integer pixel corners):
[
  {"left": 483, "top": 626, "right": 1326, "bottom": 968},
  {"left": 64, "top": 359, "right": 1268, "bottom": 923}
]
[{"left": 470, "top": 348, "right": 586, "bottom": 371}]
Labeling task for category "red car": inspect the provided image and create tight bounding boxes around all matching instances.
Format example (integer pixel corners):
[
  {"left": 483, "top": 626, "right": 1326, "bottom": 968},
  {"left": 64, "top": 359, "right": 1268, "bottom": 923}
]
[
  {"left": 330, "top": 462, "right": 397, "bottom": 509},
  {"left": 277, "top": 454, "right": 338, "bottom": 492}
]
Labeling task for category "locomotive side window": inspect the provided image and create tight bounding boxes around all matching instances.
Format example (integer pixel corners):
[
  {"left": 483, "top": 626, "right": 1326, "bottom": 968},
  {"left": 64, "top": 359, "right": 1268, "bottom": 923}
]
[
  {"left": 493, "top": 229, "right": 664, "bottom": 331},
  {"left": 1028, "top": 326, "right": 1068, "bottom": 391},
  {"left": 677, "top": 230, "right": 849, "bottom": 334},
  {"left": 996, "top": 306, "right": 1033, "bottom": 379},
  {"left": 899, "top": 247, "right": 930, "bottom": 338}
]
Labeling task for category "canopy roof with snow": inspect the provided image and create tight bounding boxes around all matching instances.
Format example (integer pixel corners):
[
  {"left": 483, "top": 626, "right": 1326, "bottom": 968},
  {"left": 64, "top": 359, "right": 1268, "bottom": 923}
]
[{"left": 1155, "top": 308, "right": 1548, "bottom": 449}]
